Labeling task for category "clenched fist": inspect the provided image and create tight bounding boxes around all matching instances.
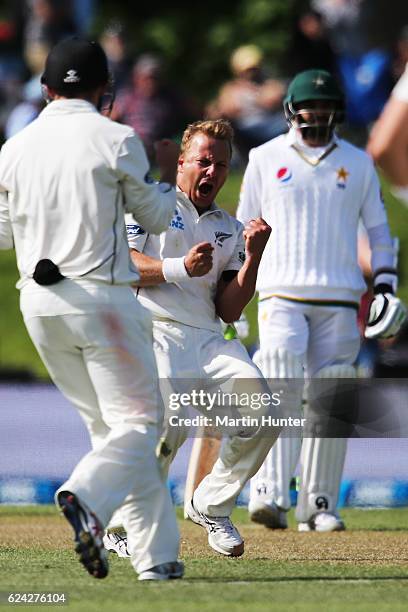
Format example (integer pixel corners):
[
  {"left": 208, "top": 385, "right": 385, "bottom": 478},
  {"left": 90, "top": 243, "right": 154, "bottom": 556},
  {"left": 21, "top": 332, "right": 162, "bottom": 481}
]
[
  {"left": 184, "top": 242, "right": 214, "bottom": 277},
  {"left": 243, "top": 218, "right": 271, "bottom": 259}
]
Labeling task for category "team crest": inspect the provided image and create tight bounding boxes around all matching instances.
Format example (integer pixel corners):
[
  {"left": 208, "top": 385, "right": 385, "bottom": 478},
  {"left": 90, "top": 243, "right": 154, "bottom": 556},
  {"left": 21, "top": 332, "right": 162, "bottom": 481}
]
[
  {"left": 336, "top": 166, "right": 349, "bottom": 189},
  {"left": 214, "top": 231, "right": 232, "bottom": 247},
  {"left": 276, "top": 167, "right": 292, "bottom": 183}
]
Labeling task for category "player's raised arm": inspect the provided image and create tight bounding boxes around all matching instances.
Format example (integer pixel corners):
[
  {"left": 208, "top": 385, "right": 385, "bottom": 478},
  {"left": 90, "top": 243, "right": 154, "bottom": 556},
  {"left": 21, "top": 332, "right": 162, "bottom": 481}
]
[
  {"left": 116, "top": 134, "right": 178, "bottom": 235},
  {"left": 215, "top": 217, "right": 271, "bottom": 323}
]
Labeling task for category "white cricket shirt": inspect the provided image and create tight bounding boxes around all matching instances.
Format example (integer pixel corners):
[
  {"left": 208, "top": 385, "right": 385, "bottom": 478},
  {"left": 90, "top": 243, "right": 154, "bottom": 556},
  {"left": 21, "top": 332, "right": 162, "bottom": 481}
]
[
  {"left": 126, "top": 190, "right": 245, "bottom": 332},
  {"left": 0, "top": 99, "right": 175, "bottom": 293},
  {"left": 237, "top": 129, "right": 388, "bottom": 304}
]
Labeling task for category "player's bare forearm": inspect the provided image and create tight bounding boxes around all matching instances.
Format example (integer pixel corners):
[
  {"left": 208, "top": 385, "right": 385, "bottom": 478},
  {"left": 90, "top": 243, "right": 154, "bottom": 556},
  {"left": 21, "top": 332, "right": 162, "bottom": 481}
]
[
  {"left": 130, "top": 249, "right": 165, "bottom": 286},
  {"left": 215, "top": 254, "right": 261, "bottom": 323},
  {"left": 367, "top": 98, "right": 408, "bottom": 186},
  {"left": 215, "top": 217, "right": 271, "bottom": 323}
]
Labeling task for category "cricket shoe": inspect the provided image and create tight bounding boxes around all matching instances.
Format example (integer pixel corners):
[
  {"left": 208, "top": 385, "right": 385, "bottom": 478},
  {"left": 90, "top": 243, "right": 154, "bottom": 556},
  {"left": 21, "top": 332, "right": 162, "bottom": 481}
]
[
  {"left": 103, "top": 531, "right": 130, "bottom": 558},
  {"left": 298, "top": 512, "right": 345, "bottom": 532},
  {"left": 248, "top": 499, "right": 288, "bottom": 529},
  {"left": 186, "top": 498, "right": 244, "bottom": 557},
  {"left": 138, "top": 561, "right": 184, "bottom": 581},
  {"left": 57, "top": 491, "right": 109, "bottom": 579}
]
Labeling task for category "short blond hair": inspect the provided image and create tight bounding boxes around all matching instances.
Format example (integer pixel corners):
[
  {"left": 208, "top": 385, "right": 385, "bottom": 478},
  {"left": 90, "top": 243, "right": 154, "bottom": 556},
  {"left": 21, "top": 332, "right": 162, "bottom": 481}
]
[{"left": 180, "top": 119, "right": 234, "bottom": 157}]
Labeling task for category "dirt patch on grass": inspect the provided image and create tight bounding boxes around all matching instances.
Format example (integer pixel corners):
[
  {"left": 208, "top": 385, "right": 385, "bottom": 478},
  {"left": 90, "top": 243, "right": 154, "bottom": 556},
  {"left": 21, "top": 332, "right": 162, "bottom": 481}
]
[
  {"left": 1, "top": 516, "right": 407, "bottom": 566},
  {"left": 0, "top": 516, "right": 72, "bottom": 550},
  {"left": 180, "top": 522, "right": 408, "bottom": 565}
]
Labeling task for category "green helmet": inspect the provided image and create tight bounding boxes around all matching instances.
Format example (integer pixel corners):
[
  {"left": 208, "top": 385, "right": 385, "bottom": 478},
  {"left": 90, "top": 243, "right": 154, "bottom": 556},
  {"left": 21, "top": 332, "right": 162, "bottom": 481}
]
[
  {"left": 284, "top": 69, "right": 344, "bottom": 107},
  {"left": 284, "top": 69, "right": 345, "bottom": 143}
]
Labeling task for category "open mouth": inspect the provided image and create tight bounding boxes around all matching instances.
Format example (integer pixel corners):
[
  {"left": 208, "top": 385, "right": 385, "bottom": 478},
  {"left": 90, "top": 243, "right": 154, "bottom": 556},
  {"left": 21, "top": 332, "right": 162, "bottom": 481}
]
[{"left": 198, "top": 182, "right": 213, "bottom": 196}]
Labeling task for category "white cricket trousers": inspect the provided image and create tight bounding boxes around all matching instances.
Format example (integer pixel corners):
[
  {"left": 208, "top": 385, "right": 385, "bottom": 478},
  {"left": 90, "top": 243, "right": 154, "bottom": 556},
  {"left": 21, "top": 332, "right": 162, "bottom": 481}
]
[
  {"left": 153, "top": 320, "right": 282, "bottom": 517},
  {"left": 251, "top": 297, "right": 360, "bottom": 521},
  {"left": 21, "top": 280, "right": 179, "bottom": 574}
]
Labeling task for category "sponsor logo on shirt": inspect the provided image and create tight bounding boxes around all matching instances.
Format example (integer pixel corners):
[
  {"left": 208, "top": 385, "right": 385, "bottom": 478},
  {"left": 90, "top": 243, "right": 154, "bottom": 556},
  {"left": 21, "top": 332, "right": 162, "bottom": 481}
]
[
  {"left": 238, "top": 251, "right": 246, "bottom": 263},
  {"left": 170, "top": 209, "right": 185, "bottom": 230},
  {"left": 276, "top": 167, "right": 292, "bottom": 183},
  {"left": 336, "top": 166, "right": 349, "bottom": 189},
  {"left": 126, "top": 224, "right": 146, "bottom": 236},
  {"left": 214, "top": 231, "right": 232, "bottom": 247}
]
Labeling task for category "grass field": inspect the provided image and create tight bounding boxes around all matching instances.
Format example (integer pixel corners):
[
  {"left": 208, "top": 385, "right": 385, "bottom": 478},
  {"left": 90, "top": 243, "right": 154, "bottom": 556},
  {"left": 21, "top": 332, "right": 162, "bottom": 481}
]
[{"left": 0, "top": 506, "right": 407, "bottom": 611}]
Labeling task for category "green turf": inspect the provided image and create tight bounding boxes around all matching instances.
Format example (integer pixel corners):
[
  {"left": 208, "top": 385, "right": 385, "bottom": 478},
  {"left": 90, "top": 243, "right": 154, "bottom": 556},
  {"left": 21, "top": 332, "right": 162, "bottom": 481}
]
[
  {"left": 1, "top": 171, "right": 407, "bottom": 378},
  {"left": 0, "top": 506, "right": 407, "bottom": 611}
]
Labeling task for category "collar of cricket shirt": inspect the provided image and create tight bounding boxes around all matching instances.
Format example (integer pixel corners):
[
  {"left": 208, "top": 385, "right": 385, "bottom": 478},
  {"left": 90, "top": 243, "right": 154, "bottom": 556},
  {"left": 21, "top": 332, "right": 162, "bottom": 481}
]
[
  {"left": 176, "top": 187, "right": 223, "bottom": 219},
  {"left": 287, "top": 128, "right": 338, "bottom": 166},
  {"left": 40, "top": 98, "right": 98, "bottom": 116}
]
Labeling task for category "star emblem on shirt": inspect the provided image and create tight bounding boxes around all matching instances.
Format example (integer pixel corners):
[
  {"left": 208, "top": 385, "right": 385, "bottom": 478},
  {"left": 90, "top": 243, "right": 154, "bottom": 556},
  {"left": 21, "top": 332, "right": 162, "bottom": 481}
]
[{"left": 336, "top": 167, "right": 349, "bottom": 181}]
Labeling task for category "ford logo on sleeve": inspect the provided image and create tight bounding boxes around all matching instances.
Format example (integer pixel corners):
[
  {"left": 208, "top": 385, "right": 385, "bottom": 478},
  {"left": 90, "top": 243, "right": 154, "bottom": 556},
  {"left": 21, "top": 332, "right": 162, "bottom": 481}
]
[{"left": 276, "top": 167, "right": 292, "bottom": 183}]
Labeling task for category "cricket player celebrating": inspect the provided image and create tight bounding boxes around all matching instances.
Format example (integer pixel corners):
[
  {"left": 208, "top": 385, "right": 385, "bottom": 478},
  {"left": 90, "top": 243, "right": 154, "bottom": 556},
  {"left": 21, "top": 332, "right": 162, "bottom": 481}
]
[
  {"left": 125, "top": 119, "right": 281, "bottom": 557},
  {"left": 237, "top": 69, "right": 406, "bottom": 532},
  {"left": 0, "top": 38, "right": 183, "bottom": 580}
]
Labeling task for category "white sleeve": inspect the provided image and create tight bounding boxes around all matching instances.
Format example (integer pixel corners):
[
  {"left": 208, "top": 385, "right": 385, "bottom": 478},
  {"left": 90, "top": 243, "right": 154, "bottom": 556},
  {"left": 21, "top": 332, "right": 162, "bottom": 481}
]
[
  {"left": 125, "top": 213, "right": 149, "bottom": 251},
  {"left": 236, "top": 152, "right": 262, "bottom": 224},
  {"left": 115, "top": 132, "right": 175, "bottom": 235},
  {"left": 0, "top": 188, "right": 13, "bottom": 250},
  {"left": 224, "top": 221, "right": 246, "bottom": 272},
  {"left": 367, "top": 223, "right": 398, "bottom": 291},
  {"left": 360, "top": 159, "right": 388, "bottom": 230}
]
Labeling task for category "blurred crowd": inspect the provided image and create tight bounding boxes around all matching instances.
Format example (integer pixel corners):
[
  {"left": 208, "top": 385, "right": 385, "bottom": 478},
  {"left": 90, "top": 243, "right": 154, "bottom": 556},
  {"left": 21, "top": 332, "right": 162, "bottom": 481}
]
[{"left": 0, "top": 1, "right": 408, "bottom": 156}]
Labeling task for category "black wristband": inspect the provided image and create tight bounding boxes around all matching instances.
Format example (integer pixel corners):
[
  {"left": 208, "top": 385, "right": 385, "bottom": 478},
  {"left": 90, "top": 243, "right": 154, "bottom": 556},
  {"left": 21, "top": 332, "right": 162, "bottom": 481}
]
[{"left": 374, "top": 283, "right": 394, "bottom": 295}]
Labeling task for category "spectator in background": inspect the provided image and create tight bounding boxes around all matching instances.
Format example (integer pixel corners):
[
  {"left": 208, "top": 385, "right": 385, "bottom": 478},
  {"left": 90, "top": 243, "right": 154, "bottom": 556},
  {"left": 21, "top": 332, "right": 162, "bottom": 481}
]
[
  {"left": 112, "top": 54, "right": 199, "bottom": 161},
  {"left": 99, "top": 21, "right": 133, "bottom": 94},
  {"left": 5, "top": 74, "right": 44, "bottom": 139},
  {"left": 71, "top": 0, "right": 95, "bottom": 35},
  {"left": 286, "top": 9, "right": 336, "bottom": 75},
  {"left": 206, "top": 45, "right": 287, "bottom": 161},
  {"left": 311, "top": 0, "right": 406, "bottom": 144},
  {"left": 0, "top": 3, "right": 29, "bottom": 139},
  {"left": 23, "top": 0, "right": 78, "bottom": 50},
  {"left": 3, "top": 39, "right": 48, "bottom": 139}
]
